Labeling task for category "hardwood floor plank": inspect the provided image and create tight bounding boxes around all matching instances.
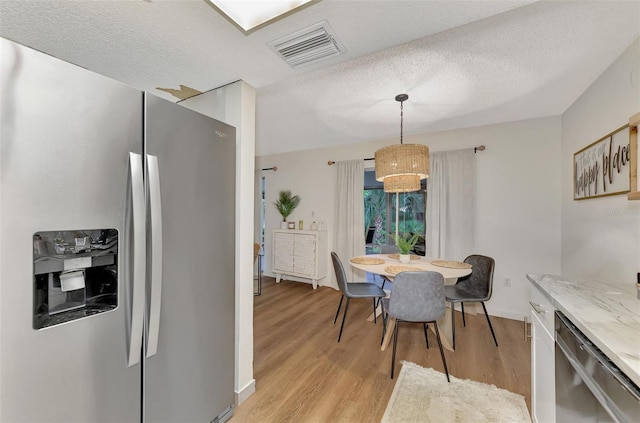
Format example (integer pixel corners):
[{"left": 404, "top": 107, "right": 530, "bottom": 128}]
[{"left": 232, "top": 278, "right": 531, "bottom": 422}]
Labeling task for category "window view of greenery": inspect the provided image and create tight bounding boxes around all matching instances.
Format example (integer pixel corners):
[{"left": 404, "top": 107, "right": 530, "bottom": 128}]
[{"left": 364, "top": 171, "right": 426, "bottom": 255}]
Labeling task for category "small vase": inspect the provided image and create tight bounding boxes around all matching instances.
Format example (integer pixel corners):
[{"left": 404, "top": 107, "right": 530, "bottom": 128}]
[
  {"left": 280, "top": 221, "right": 288, "bottom": 229},
  {"left": 399, "top": 254, "right": 410, "bottom": 264}
]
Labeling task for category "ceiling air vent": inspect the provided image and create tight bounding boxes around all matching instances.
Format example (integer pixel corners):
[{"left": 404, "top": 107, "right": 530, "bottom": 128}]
[{"left": 268, "top": 20, "right": 346, "bottom": 68}]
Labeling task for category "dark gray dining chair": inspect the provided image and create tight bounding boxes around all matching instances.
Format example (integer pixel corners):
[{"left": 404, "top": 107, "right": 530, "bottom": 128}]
[
  {"left": 331, "top": 252, "right": 386, "bottom": 342},
  {"left": 365, "top": 226, "right": 376, "bottom": 254},
  {"left": 445, "top": 254, "right": 498, "bottom": 350},
  {"left": 382, "top": 271, "right": 450, "bottom": 381}
]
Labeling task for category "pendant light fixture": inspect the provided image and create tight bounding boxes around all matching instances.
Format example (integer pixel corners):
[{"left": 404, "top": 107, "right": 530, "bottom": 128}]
[
  {"left": 375, "top": 94, "right": 429, "bottom": 193},
  {"left": 382, "top": 174, "right": 421, "bottom": 193}
]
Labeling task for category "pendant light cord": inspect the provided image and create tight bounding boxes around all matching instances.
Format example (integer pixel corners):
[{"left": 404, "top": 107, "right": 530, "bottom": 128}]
[
  {"left": 399, "top": 99, "right": 404, "bottom": 144},
  {"left": 395, "top": 93, "right": 408, "bottom": 144}
]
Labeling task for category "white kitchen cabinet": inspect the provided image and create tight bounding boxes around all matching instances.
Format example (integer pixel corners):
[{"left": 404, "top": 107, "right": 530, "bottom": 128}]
[
  {"left": 272, "top": 230, "right": 327, "bottom": 289},
  {"left": 529, "top": 284, "right": 556, "bottom": 423}
]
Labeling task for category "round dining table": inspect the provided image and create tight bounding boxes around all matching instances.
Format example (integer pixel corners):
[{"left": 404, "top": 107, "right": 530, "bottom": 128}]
[{"left": 349, "top": 253, "right": 472, "bottom": 352}]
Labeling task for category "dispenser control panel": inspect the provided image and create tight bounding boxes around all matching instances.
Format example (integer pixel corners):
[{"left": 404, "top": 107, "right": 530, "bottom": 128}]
[{"left": 33, "top": 229, "right": 118, "bottom": 329}]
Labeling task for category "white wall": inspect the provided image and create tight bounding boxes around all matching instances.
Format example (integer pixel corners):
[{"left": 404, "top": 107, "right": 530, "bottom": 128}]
[
  {"left": 257, "top": 116, "right": 562, "bottom": 320},
  {"left": 432, "top": 118, "right": 563, "bottom": 320},
  {"left": 181, "top": 81, "right": 257, "bottom": 404},
  {"left": 561, "top": 38, "right": 640, "bottom": 283}
]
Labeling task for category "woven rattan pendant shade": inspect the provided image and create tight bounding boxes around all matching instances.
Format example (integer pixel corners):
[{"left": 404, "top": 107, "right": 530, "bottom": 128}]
[
  {"left": 374, "top": 94, "right": 429, "bottom": 193},
  {"left": 374, "top": 144, "right": 429, "bottom": 181},
  {"left": 383, "top": 174, "right": 421, "bottom": 192}
]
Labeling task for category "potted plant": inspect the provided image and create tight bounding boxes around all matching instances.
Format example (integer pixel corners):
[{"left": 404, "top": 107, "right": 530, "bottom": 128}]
[
  {"left": 392, "top": 233, "right": 420, "bottom": 263},
  {"left": 274, "top": 190, "right": 301, "bottom": 229}
]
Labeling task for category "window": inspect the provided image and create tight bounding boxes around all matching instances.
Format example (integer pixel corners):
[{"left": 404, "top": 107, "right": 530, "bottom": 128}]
[{"left": 363, "top": 170, "right": 426, "bottom": 254}]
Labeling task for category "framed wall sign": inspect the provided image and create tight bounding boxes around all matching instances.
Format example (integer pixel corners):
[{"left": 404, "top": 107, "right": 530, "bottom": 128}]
[
  {"left": 573, "top": 124, "right": 630, "bottom": 200},
  {"left": 628, "top": 112, "right": 639, "bottom": 201}
]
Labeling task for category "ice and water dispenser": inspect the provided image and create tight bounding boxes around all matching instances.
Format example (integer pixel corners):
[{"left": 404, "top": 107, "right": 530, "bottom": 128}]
[{"left": 33, "top": 229, "right": 118, "bottom": 329}]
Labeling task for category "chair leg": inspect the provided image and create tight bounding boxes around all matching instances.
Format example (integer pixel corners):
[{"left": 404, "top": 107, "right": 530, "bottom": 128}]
[
  {"left": 481, "top": 302, "right": 498, "bottom": 347},
  {"left": 380, "top": 300, "right": 386, "bottom": 346},
  {"left": 333, "top": 295, "right": 344, "bottom": 325},
  {"left": 254, "top": 257, "right": 262, "bottom": 296},
  {"left": 423, "top": 323, "right": 429, "bottom": 349},
  {"left": 375, "top": 279, "right": 387, "bottom": 310},
  {"left": 337, "top": 298, "right": 351, "bottom": 342},
  {"left": 432, "top": 322, "right": 450, "bottom": 383},
  {"left": 450, "top": 302, "right": 456, "bottom": 350},
  {"left": 372, "top": 298, "right": 377, "bottom": 324},
  {"left": 461, "top": 302, "right": 466, "bottom": 327},
  {"left": 391, "top": 319, "right": 400, "bottom": 379}
]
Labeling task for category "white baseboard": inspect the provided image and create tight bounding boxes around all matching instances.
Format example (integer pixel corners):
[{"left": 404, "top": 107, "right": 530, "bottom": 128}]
[
  {"left": 485, "top": 306, "right": 525, "bottom": 322},
  {"left": 235, "top": 378, "right": 256, "bottom": 405},
  {"left": 451, "top": 303, "right": 525, "bottom": 322}
]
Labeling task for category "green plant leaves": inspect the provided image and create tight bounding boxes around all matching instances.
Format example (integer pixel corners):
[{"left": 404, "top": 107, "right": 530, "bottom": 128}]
[
  {"left": 391, "top": 232, "right": 420, "bottom": 254},
  {"left": 274, "top": 190, "right": 301, "bottom": 222}
]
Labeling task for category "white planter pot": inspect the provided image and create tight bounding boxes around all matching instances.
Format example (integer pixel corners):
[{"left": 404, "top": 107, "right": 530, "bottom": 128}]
[
  {"left": 399, "top": 254, "right": 410, "bottom": 264},
  {"left": 280, "top": 221, "right": 288, "bottom": 229}
]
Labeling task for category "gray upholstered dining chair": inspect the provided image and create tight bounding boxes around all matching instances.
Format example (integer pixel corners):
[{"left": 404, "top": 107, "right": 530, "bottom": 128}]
[
  {"left": 331, "top": 252, "right": 386, "bottom": 343},
  {"left": 377, "top": 244, "right": 399, "bottom": 290},
  {"left": 382, "top": 271, "right": 450, "bottom": 381},
  {"left": 445, "top": 254, "right": 498, "bottom": 350}
]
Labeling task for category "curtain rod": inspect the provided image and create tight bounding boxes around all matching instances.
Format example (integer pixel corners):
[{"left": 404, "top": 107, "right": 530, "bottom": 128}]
[
  {"left": 327, "top": 145, "right": 486, "bottom": 165},
  {"left": 327, "top": 158, "right": 374, "bottom": 166},
  {"left": 261, "top": 166, "right": 277, "bottom": 171}
]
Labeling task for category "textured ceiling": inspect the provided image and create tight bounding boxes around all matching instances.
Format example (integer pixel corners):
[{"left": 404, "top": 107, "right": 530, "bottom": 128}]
[{"left": 1, "top": 0, "right": 639, "bottom": 156}]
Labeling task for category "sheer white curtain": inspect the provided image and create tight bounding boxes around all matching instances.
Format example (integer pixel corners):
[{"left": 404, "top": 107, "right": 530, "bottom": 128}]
[
  {"left": 332, "top": 160, "right": 366, "bottom": 288},
  {"left": 425, "top": 149, "right": 475, "bottom": 261}
]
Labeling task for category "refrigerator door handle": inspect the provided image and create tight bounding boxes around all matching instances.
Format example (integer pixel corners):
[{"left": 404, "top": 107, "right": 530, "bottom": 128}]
[
  {"left": 128, "top": 152, "right": 146, "bottom": 367},
  {"left": 146, "top": 154, "right": 163, "bottom": 358}
]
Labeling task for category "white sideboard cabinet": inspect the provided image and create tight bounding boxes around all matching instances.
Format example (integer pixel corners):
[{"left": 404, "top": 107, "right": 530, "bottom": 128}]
[{"left": 272, "top": 230, "right": 328, "bottom": 289}]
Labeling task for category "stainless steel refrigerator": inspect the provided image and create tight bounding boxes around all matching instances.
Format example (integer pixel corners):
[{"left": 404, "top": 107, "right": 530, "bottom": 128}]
[{"left": 0, "top": 37, "right": 236, "bottom": 422}]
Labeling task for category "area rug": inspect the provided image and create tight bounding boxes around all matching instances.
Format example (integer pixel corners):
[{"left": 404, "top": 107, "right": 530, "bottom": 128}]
[{"left": 381, "top": 361, "right": 531, "bottom": 423}]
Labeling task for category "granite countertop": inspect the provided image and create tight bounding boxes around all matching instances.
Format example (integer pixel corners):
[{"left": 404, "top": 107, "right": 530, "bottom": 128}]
[{"left": 527, "top": 273, "right": 640, "bottom": 387}]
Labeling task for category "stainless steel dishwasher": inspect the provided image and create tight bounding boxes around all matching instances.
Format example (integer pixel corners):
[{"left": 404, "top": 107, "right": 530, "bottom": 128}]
[{"left": 555, "top": 311, "right": 640, "bottom": 422}]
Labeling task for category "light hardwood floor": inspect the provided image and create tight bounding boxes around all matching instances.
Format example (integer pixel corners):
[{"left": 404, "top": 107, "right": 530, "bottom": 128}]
[{"left": 231, "top": 277, "right": 531, "bottom": 422}]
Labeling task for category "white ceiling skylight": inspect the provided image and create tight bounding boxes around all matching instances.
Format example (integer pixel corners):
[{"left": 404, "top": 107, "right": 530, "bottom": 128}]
[{"left": 209, "top": 0, "right": 314, "bottom": 32}]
